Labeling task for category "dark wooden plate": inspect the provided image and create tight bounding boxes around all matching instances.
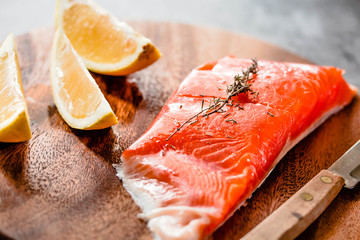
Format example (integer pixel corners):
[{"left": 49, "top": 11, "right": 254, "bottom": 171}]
[{"left": 0, "top": 21, "right": 359, "bottom": 240}]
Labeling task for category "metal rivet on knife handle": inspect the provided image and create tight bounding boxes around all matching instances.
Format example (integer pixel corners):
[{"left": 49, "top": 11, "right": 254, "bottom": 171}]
[
  {"left": 300, "top": 192, "right": 313, "bottom": 201},
  {"left": 320, "top": 176, "right": 333, "bottom": 184}
]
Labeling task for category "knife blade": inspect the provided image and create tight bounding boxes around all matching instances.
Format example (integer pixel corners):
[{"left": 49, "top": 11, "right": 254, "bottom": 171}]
[
  {"left": 328, "top": 139, "right": 360, "bottom": 189},
  {"left": 242, "top": 139, "right": 360, "bottom": 240}
]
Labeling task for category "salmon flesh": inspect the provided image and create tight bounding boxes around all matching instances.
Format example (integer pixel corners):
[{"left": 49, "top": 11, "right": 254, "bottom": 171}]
[{"left": 114, "top": 56, "right": 356, "bottom": 240}]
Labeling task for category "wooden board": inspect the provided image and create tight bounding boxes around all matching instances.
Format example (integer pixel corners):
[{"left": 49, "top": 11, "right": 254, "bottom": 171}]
[{"left": 0, "top": 21, "right": 360, "bottom": 240}]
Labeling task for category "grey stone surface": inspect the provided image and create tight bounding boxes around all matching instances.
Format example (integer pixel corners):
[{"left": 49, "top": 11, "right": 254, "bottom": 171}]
[{"left": 0, "top": 0, "right": 359, "bottom": 85}]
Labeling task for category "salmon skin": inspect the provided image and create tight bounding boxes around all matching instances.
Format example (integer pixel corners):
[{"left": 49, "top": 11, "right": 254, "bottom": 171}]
[{"left": 114, "top": 56, "right": 357, "bottom": 240}]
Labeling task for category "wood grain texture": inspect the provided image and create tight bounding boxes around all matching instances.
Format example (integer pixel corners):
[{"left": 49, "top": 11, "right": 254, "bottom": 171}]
[
  {"left": 0, "top": 21, "right": 359, "bottom": 240},
  {"left": 242, "top": 170, "right": 345, "bottom": 240}
]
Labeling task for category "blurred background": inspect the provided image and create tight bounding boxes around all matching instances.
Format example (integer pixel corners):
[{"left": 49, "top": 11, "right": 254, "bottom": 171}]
[{"left": 0, "top": 0, "right": 359, "bottom": 85}]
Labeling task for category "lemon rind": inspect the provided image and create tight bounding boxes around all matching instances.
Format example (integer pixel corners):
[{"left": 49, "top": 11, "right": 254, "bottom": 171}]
[{"left": 0, "top": 107, "right": 32, "bottom": 142}]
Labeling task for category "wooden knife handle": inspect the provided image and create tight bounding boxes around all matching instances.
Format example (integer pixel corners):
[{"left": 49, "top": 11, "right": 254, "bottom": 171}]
[{"left": 241, "top": 169, "right": 344, "bottom": 240}]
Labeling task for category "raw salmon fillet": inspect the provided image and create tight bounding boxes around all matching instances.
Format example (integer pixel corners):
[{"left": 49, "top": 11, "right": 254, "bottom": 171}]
[{"left": 114, "top": 56, "right": 356, "bottom": 240}]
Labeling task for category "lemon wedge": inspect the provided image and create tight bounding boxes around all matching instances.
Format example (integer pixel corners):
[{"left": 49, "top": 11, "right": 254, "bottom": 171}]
[
  {"left": 0, "top": 34, "right": 32, "bottom": 142},
  {"left": 55, "top": 0, "right": 161, "bottom": 76},
  {"left": 51, "top": 29, "right": 118, "bottom": 130}
]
